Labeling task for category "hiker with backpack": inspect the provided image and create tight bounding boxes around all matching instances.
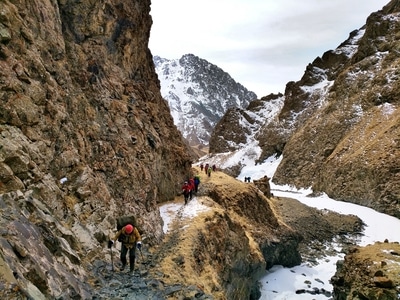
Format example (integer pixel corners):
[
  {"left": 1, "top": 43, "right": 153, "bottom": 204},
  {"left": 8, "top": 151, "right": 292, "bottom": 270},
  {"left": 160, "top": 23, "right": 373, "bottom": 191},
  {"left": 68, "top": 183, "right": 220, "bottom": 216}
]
[
  {"left": 108, "top": 223, "right": 142, "bottom": 272},
  {"left": 188, "top": 177, "right": 195, "bottom": 199},
  {"left": 182, "top": 181, "right": 191, "bottom": 204},
  {"left": 207, "top": 166, "right": 212, "bottom": 177},
  {"left": 204, "top": 163, "right": 209, "bottom": 174},
  {"left": 194, "top": 175, "right": 200, "bottom": 193}
]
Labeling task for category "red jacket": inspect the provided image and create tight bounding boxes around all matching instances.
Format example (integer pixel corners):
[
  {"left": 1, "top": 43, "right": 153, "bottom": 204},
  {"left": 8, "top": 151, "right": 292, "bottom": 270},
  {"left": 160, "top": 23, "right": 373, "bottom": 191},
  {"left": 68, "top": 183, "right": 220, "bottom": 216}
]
[
  {"left": 182, "top": 183, "right": 191, "bottom": 193},
  {"left": 189, "top": 178, "right": 195, "bottom": 190}
]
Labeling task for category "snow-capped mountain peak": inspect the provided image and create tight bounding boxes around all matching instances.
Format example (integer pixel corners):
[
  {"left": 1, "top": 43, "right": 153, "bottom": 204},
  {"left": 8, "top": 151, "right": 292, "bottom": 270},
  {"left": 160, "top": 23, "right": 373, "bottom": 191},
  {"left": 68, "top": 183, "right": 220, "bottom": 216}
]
[{"left": 154, "top": 54, "right": 257, "bottom": 148}]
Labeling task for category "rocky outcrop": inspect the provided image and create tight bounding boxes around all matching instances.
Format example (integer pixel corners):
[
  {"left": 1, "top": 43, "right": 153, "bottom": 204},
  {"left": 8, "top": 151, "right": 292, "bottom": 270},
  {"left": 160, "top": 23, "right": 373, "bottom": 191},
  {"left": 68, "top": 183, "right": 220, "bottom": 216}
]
[
  {"left": 331, "top": 241, "right": 400, "bottom": 300},
  {"left": 146, "top": 168, "right": 301, "bottom": 299},
  {"left": 273, "top": 1, "right": 400, "bottom": 218},
  {"left": 209, "top": 92, "right": 284, "bottom": 156},
  {"left": 209, "top": 0, "right": 400, "bottom": 219},
  {"left": 253, "top": 175, "right": 272, "bottom": 198},
  {"left": 0, "top": 0, "right": 192, "bottom": 298},
  {"left": 136, "top": 168, "right": 363, "bottom": 300}
]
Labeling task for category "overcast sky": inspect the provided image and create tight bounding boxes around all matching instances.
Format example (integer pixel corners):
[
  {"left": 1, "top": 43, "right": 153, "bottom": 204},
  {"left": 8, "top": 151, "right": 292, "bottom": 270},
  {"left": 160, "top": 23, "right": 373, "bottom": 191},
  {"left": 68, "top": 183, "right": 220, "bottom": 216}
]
[{"left": 149, "top": 0, "right": 390, "bottom": 97}]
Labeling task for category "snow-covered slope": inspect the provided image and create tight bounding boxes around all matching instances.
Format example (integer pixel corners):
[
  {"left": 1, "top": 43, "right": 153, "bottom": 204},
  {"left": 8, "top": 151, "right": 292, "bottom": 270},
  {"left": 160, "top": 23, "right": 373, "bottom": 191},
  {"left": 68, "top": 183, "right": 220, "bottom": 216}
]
[{"left": 154, "top": 54, "right": 257, "bottom": 147}]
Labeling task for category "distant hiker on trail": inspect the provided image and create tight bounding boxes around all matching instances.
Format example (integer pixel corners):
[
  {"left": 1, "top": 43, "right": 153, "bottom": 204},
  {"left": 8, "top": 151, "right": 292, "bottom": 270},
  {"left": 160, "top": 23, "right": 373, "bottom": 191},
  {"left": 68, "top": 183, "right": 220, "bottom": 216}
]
[
  {"left": 182, "top": 181, "right": 191, "bottom": 205},
  {"left": 244, "top": 176, "right": 251, "bottom": 183},
  {"left": 194, "top": 175, "right": 200, "bottom": 193},
  {"left": 188, "top": 178, "right": 195, "bottom": 199},
  {"left": 200, "top": 163, "right": 204, "bottom": 171},
  {"left": 212, "top": 164, "right": 216, "bottom": 172},
  {"left": 204, "top": 163, "right": 209, "bottom": 175},
  {"left": 108, "top": 224, "right": 142, "bottom": 272},
  {"left": 207, "top": 166, "right": 212, "bottom": 177}
]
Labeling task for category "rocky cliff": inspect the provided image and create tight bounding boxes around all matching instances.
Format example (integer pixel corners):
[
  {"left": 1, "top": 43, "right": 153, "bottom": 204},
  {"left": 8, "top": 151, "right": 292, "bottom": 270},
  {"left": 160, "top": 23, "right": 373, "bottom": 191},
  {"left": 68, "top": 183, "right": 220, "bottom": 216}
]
[
  {"left": 273, "top": 1, "right": 400, "bottom": 218},
  {"left": 0, "top": 0, "right": 192, "bottom": 298},
  {"left": 210, "top": 0, "right": 400, "bottom": 219}
]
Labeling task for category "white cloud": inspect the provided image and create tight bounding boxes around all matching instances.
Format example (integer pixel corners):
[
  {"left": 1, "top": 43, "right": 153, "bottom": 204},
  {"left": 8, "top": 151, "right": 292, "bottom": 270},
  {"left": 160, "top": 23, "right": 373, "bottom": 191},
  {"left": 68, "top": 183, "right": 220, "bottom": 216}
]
[{"left": 149, "top": 0, "right": 389, "bottom": 96}]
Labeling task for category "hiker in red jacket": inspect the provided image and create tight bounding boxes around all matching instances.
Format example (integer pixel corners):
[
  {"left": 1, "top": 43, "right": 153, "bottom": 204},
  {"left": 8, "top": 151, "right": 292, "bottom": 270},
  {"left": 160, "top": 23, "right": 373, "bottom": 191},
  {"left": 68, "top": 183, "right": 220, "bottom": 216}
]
[
  {"left": 204, "top": 163, "right": 209, "bottom": 175},
  {"left": 182, "top": 181, "right": 191, "bottom": 205}
]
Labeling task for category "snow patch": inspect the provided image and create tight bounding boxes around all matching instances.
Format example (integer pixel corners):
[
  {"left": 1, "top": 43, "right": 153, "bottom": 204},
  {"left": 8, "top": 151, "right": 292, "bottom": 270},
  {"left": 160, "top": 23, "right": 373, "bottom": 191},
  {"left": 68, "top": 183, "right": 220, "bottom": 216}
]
[
  {"left": 160, "top": 197, "right": 211, "bottom": 234},
  {"left": 380, "top": 102, "right": 395, "bottom": 116}
]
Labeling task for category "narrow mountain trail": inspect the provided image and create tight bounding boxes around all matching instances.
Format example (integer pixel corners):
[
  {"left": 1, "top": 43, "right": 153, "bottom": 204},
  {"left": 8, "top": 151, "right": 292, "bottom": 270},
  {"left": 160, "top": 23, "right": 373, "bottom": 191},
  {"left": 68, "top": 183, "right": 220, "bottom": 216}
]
[
  {"left": 91, "top": 173, "right": 216, "bottom": 299},
  {"left": 91, "top": 197, "right": 215, "bottom": 299}
]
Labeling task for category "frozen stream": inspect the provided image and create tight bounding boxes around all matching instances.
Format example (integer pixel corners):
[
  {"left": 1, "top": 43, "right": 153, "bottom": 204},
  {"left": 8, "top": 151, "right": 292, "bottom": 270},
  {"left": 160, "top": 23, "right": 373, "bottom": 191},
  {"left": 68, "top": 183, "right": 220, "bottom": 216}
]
[{"left": 258, "top": 185, "right": 400, "bottom": 299}]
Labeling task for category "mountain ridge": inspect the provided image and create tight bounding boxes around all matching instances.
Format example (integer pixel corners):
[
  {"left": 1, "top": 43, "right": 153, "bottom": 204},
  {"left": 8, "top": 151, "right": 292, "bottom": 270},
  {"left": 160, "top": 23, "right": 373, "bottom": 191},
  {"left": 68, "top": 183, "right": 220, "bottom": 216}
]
[
  {"left": 208, "top": 0, "right": 400, "bottom": 219},
  {"left": 154, "top": 53, "right": 257, "bottom": 148}
]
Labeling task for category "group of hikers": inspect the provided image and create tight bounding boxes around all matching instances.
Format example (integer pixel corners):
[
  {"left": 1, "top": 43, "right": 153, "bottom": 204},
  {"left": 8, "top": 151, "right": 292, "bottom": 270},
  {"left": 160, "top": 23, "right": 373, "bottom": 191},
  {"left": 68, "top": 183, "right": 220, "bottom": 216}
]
[
  {"left": 181, "top": 175, "right": 200, "bottom": 204},
  {"left": 107, "top": 163, "right": 221, "bottom": 272},
  {"left": 200, "top": 163, "right": 217, "bottom": 177}
]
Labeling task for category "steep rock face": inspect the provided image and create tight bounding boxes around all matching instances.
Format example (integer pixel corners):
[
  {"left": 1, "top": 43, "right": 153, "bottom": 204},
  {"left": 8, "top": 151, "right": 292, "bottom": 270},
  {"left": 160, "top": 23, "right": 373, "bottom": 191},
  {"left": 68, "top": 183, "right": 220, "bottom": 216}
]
[
  {"left": 209, "top": 93, "right": 284, "bottom": 157},
  {"left": 209, "top": 1, "right": 400, "bottom": 218},
  {"left": 154, "top": 54, "right": 257, "bottom": 148},
  {"left": 0, "top": 0, "right": 191, "bottom": 298},
  {"left": 273, "top": 2, "right": 400, "bottom": 217}
]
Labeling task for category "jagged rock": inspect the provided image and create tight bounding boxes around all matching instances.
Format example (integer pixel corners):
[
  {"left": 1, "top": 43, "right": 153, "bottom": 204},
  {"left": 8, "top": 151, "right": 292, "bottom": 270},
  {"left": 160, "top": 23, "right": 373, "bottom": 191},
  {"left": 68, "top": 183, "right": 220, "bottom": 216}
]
[
  {"left": 209, "top": 0, "right": 400, "bottom": 220},
  {"left": 373, "top": 276, "right": 393, "bottom": 288},
  {"left": 331, "top": 242, "right": 400, "bottom": 299},
  {"left": 253, "top": 175, "right": 272, "bottom": 198}
]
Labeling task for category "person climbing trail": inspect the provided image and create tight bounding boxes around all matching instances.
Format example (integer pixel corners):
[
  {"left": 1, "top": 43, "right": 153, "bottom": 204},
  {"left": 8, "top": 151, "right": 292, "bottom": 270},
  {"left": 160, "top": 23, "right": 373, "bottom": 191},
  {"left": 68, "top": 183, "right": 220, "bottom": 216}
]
[
  {"left": 108, "top": 223, "right": 142, "bottom": 273},
  {"left": 182, "top": 181, "right": 191, "bottom": 204}
]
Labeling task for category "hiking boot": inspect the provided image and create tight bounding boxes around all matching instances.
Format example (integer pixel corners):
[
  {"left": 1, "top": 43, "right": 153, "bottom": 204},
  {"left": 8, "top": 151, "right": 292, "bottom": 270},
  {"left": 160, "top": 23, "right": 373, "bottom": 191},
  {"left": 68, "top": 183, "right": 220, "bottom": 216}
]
[{"left": 120, "top": 264, "right": 126, "bottom": 271}]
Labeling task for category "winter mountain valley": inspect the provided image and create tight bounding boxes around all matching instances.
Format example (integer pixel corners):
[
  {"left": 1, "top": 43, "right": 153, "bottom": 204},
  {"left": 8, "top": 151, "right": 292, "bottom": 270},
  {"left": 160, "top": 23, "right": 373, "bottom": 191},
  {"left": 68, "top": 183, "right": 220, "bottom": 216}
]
[{"left": 0, "top": 0, "right": 400, "bottom": 299}]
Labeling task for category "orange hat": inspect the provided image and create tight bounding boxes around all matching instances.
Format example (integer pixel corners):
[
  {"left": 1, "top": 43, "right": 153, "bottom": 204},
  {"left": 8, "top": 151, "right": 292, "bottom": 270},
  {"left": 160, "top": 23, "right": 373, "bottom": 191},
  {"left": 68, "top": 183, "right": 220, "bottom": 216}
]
[{"left": 125, "top": 224, "right": 133, "bottom": 234}]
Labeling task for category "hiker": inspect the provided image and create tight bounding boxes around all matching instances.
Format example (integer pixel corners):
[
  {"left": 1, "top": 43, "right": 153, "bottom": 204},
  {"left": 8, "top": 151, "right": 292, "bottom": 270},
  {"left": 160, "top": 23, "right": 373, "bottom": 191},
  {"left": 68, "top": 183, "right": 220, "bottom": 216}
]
[
  {"left": 182, "top": 181, "right": 191, "bottom": 204},
  {"left": 204, "top": 163, "right": 209, "bottom": 175},
  {"left": 194, "top": 175, "right": 200, "bottom": 193},
  {"left": 108, "top": 224, "right": 142, "bottom": 272},
  {"left": 188, "top": 178, "right": 195, "bottom": 199},
  {"left": 212, "top": 164, "right": 216, "bottom": 172},
  {"left": 200, "top": 163, "right": 204, "bottom": 171},
  {"left": 207, "top": 166, "right": 212, "bottom": 177}
]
